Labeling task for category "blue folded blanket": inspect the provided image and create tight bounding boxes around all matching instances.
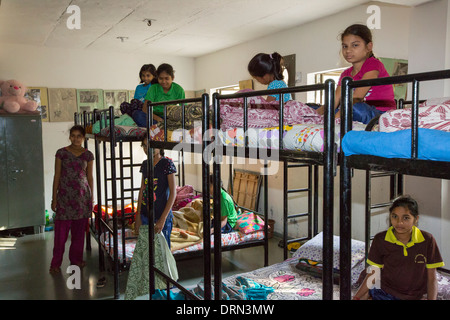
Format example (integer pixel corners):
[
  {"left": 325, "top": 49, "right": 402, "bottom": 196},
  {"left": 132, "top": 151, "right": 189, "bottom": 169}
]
[
  {"left": 235, "top": 276, "right": 275, "bottom": 300},
  {"left": 342, "top": 128, "right": 450, "bottom": 162}
]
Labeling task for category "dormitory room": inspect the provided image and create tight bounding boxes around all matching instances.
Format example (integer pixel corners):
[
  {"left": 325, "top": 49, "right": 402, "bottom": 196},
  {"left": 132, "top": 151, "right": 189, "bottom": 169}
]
[{"left": 1, "top": 0, "right": 450, "bottom": 305}]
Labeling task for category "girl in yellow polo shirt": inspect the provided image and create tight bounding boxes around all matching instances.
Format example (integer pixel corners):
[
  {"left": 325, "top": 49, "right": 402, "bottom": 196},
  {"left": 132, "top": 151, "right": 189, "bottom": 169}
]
[{"left": 353, "top": 195, "right": 444, "bottom": 300}]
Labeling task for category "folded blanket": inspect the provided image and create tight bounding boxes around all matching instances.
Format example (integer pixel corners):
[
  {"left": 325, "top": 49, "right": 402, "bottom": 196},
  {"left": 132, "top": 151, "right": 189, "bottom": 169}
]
[
  {"left": 171, "top": 202, "right": 205, "bottom": 251},
  {"left": 234, "top": 276, "right": 275, "bottom": 300},
  {"left": 342, "top": 128, "right": 450, "bottom": 161}
]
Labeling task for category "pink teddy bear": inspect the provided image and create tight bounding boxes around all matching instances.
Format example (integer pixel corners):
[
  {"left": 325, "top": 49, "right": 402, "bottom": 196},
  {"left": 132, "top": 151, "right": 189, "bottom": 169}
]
[{"left": 0, "top": 79, "right": 38, "bottom": 113}]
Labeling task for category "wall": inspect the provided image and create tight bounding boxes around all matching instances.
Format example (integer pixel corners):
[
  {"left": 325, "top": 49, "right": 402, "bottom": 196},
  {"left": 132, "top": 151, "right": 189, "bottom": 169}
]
[
  {"left": 405, "top": 0, "right": 450, "bottom": 265},
  {"left": 0, "top": 42, "right": 196, "bottom": 216},
  {"left": 193, "top": 2, "right": 413, "bottom": 240}
]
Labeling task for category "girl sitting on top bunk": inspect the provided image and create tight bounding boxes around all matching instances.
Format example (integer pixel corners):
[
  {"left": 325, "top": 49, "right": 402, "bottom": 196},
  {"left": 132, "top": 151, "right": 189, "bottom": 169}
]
[
  {"left": 248, "top": 52, "right": 292, "bottom": 103},
  {"left": 120, "top": 64, "right": 158, "bottom": 117},
  {"left": 132, "top": 63, "right": 186, "bottom": 127},
  {"left": 353, "top": 195, "right": 444, "bottom": 300},
  {"left": 316, "top": 24, "right": 396, "bottom": 124}
]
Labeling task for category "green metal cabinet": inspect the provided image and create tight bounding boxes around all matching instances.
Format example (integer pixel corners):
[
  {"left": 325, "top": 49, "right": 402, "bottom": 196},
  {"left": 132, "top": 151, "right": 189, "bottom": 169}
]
[{"left": 0, "top": 114, "right": 45, "bottom": 231}]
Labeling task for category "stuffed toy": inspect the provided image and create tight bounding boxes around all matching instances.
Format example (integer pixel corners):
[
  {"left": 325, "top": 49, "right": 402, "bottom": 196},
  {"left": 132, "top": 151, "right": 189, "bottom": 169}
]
[{"left": 0, "top": 79, "right": 38, "bottom": 113}]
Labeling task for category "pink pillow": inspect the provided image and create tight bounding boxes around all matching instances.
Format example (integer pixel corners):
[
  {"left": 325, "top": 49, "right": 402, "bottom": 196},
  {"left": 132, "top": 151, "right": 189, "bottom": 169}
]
[{"left": 235, "top": 211, "right": 265, "bottom": 234}]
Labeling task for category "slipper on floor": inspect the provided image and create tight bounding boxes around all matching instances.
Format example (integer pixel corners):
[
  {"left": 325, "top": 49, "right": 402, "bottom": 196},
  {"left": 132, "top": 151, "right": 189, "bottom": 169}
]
[{"left": 96, "top": 277, "right": 107, "bottom": 288}]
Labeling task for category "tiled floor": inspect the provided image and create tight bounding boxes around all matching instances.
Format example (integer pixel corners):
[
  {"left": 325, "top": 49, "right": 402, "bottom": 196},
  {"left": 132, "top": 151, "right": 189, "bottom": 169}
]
[{"left": 0, "top": 229, "right": 284, "bottom": 300}]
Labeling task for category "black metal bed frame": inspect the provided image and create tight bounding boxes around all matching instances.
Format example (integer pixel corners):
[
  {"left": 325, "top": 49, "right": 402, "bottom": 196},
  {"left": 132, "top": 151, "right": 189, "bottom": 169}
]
[
  {"left": 205, "top": 80, "right": 337, "bottom": 300},
  {"left": 340, "top": 68, "right": 450, "bottom": 300},
  {"left": 74, "top": 78, "right": 337, "bottom": 300}
]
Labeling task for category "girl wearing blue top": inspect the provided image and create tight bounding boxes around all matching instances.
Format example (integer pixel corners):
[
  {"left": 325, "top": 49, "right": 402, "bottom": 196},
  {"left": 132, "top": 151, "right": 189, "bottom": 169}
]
[
  {"left": 134, "top": 140, "right": 177, "bottom": 247},
  {"left": 120, "top": 64, "right": 157, "bottom": 117},
  {"left": 248, "top": 52, "right": 292, "bottom": 103},
  {"left": 134, "top": 64, "right": 158, "bottom": 102}
]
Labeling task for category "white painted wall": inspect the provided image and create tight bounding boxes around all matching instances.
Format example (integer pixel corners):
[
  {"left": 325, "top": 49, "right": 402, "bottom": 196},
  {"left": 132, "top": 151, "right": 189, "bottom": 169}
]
[{"left": 405, "top": 0, "right": 450, "bottom": 266}]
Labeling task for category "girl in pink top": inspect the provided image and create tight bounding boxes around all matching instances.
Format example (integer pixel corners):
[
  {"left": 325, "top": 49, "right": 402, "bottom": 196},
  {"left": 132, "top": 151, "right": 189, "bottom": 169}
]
[{"left": 317, "top": 24, "right": 396, "bottom": 123}]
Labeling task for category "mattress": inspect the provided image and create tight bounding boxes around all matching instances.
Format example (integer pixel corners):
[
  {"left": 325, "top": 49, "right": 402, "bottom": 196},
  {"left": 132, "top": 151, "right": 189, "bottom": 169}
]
[
  {"left": 100, "top": 228, "right": 265, "bottom": 263},
  {"left": 379, "top": 101, "right": 450, "bottom": 133},
  {"left": 219, "top": 122, "right": 366, "bottom": 152},
  {"left": 342, "top": 128, "right": 450, "bottom": 162},
  {"left": 222, "top": 258, "right": 343, "bottom": 300}
]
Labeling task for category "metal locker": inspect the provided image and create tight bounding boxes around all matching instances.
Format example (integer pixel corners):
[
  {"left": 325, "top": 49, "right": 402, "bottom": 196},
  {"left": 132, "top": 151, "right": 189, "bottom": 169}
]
[{"left": 0, "top": 114, "right": 45, "bottom": 231}]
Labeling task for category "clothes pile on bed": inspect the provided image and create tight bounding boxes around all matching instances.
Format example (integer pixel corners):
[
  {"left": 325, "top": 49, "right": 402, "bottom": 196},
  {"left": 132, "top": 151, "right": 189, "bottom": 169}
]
[
  {"left": 342, "top": 97, "right": 450, "bottom": 161},
  {"left": 170, "top": 199, "right": 266, "bottom": 255},
  {"left": 98, "top": 184, "right": 267, "bottom": 262}
]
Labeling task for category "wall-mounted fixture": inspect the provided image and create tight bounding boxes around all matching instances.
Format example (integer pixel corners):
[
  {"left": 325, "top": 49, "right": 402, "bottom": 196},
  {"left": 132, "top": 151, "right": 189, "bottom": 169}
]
[
  {"left": 117, "top": 36, "right": 129, "bottom": 43},
  {"left": 143, "top": 18, "right": 155, "bottom": 27}
]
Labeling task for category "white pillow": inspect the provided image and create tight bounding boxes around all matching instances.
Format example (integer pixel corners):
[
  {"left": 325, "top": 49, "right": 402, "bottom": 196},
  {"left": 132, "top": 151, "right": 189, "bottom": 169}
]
[
  {"left": 292, "top": 232, "right": 365, "bottom": 270},
  {"left": 420, "top": 97, "right": 450, "bottom": 107}
]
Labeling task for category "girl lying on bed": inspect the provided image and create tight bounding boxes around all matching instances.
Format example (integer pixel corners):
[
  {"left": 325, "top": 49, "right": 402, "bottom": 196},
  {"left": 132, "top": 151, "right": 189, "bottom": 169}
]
[{"left": 316, "top": 24, "right": 396, "bottom": 124}]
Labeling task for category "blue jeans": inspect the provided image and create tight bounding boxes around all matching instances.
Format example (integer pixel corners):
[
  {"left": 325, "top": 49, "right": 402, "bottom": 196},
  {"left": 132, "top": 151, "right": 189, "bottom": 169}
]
[
  {"left": 140, "top": 210, "right": 173, "bottom": 248},
  {"left": 211, "top": 219, "right": 233, "bottom": 234},
  {"left": 369, "top": 288, "right": 401, "bottom": 300},
  {"left": 310, "top": 102, "right": 382, "bottom": 124},
  {"left": 132, "top": 110, "right": 158, "bottom": 127},
  {"left": 351, "top": 102, "right": 382, "bottom": 124}
]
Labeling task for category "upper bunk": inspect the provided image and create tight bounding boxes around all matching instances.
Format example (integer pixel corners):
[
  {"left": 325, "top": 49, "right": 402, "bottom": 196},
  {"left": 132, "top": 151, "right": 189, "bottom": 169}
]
[
  {"left": 75, "top": 80, "right": 341, "bottom": 167},
  {"left": 340, "top": 68, "right": 450, "bottom": 180}
]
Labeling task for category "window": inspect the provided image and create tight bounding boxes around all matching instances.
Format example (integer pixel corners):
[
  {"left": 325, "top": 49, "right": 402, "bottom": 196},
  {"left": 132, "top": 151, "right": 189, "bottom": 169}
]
[
  {"left": 307, "top": 68, "right": 345, "bottom": 104},
  {"left": 211, "top": 84, "right": 240, "bottom": 96}
]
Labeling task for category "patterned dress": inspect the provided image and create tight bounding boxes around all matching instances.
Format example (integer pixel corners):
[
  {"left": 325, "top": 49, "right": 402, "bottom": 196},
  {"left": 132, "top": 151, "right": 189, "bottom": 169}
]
[{"left": 55, "top": 147, "right": 94, "bottom": 220}]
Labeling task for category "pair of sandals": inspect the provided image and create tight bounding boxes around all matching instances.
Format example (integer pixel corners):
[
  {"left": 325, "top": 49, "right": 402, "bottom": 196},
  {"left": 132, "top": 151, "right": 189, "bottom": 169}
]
[{"left": 49, "top": 261, "right": 86, "bottom": 274}]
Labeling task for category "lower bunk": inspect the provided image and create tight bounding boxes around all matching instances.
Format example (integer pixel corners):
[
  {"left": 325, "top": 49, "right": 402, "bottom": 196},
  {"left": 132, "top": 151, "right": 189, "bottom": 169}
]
[
  {"left": 95, "top": 205, "right": 266, "bottom": 265},
  {"left": 213, "top": 233, "right": 450, "bottom": 301}
]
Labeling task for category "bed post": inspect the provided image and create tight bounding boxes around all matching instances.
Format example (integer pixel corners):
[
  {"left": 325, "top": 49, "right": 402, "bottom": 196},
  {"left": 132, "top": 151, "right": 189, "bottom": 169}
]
[
  {"left": 93, "top": 109, "right": 105, "bottom": 276},
  {"left": 212, "top": 92, "right": 223, "bottom": 300},
  {"left": 107, "top": 106, "right": 120, "bottom": 299},
  {"left": 411, "top": 80, "right": 420, "bottom": 159},
  {"left": 202, "top": 93, "right": 212, "bottom": 300},
  {"left": 322, "top": 79, "right": 335, "bottom": 300},
  {"left": 147, "top": 106, "right": 156, "bottom": 299},
  {"left": 339, "top": 77, "right": 353, "bottom": 300}
]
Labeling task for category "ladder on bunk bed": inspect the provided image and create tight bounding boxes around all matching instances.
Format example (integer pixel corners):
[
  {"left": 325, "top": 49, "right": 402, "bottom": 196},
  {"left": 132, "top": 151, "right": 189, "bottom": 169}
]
[
  {"left": 103, "top": 140, "right": 141, "bottom": 269},
  {"left": 282, "top": 161, "right": 318, "bottom": 260},
  {"left": 172, "top": 150, "right": 185, "bottom": 186},
  {"left": 363, "top": 98, "right": 406, "bottom": 256}
]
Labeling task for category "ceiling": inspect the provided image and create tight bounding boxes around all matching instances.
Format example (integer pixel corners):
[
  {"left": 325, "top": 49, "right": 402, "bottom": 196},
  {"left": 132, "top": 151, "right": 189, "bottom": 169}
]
[{"left": 0, "top": 0, "right": 434, "bottom": 58}]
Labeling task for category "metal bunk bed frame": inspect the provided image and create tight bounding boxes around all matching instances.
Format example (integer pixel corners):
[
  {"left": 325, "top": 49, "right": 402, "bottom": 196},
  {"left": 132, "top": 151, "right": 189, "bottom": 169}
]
[
  {"left": 340, "top": 68, "right": 450, "bottom": 300},
  {"left": 210, "top": 79, "right": 336, "bottom": 300}
]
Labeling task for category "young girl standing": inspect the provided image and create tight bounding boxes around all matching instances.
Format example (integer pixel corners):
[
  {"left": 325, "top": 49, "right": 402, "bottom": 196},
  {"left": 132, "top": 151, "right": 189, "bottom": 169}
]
[
  {"left": 134, "top": 141, "right": 177, "bottom": 246},
  {"left": 317, "top": 24, "right": 396, "bottom": 124},
  {"left": 133, "top": 63, "right": 185, "bottom": 127},
  {"left": 125, "top": 143, "right": 178, "bottom": 299},
  {"left": 50, "top": 125, "right": 94, "bottom": 274},
  {"left": 353, "top": 195, "right": 444, "bottom": 300},
  {"left": 248, "top": 52, "right": 292, "bottom": 103}
]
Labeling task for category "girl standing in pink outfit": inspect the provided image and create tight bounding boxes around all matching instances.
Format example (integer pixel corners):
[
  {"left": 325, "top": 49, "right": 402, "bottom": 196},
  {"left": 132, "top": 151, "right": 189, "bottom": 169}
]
[
  {"left": 50, "top": 125, "right": 94, "bottom": 274},
  {"left": 317, "top": 24, "right": 395, "bottom": 124}
]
